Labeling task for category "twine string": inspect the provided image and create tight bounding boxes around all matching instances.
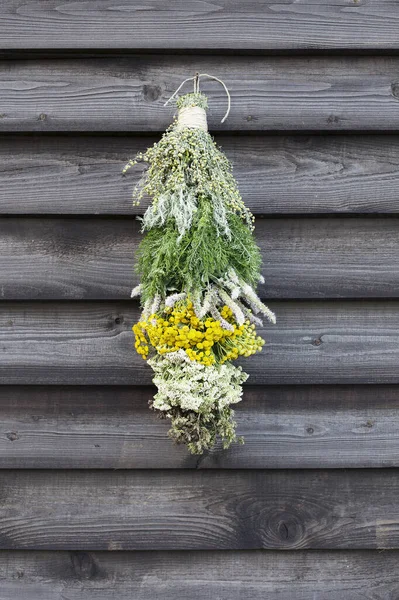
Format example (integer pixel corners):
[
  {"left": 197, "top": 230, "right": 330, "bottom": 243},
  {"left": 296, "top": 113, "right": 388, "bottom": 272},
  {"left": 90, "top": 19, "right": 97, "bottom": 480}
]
[
  {"left": 164, "top": 73, "right": 231, "bottom": 123},
  {"left": 176, "top": 105, "right": 208, "bottom": 132}
]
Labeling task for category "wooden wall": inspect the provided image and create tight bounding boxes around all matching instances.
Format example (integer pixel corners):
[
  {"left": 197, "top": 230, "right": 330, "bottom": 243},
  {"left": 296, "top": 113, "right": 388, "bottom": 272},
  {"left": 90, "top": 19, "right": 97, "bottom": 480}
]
[{"left": 1, "top": 1, "right": 399, "bottom": 597}]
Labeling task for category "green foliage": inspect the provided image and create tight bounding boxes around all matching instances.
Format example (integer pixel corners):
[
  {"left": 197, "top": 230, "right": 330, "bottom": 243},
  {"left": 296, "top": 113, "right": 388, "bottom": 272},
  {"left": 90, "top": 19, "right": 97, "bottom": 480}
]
[
  {"left": 136, "top": 197, "right": 261, "bottom": 303},
  {"left": 155, "top": 403, "right": 243, "bottom": 455},
  {"left": 123, "top": 93, "right": 254, "bottom": 234}
]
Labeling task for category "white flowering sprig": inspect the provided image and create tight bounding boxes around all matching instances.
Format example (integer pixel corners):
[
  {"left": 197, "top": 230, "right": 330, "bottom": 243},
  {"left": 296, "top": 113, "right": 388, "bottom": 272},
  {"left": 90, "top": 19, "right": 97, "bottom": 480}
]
[{"left": 216, "top": 268, "right": 276, "bottom": 325}]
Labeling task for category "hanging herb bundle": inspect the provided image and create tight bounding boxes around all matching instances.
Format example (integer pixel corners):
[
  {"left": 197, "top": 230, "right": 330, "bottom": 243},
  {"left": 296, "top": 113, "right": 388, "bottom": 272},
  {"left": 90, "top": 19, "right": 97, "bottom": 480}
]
[{"left": 123, "top": 74, "right": 275, "bottom": 454}]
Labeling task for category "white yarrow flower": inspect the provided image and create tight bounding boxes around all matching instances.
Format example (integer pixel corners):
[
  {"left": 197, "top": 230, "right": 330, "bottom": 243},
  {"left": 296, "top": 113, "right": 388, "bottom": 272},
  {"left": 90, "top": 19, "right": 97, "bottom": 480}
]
[{"left": 148, "top": 351, "right": 248, "bottom": 415}]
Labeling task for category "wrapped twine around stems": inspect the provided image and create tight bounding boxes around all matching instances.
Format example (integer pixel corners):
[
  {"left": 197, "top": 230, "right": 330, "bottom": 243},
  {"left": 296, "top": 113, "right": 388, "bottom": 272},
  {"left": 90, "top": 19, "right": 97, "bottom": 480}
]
[
  {"left": 176, "top": 105, "right": 208, "bottom": 131},
  {"left": 164, "top": 72, "right": 231, "bottom": 132}
]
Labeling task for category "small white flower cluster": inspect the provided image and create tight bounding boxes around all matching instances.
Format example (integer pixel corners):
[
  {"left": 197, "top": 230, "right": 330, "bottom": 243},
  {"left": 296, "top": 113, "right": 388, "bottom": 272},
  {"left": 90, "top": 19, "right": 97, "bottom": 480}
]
[{"left": 148, "top": 350, "right": 248, "bottom": 413}]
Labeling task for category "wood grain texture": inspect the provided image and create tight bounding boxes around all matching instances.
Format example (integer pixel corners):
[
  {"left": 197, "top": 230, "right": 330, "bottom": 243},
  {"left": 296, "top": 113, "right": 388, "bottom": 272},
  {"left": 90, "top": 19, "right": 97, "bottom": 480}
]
[
  {"left": 2, "top": 300, "right": 399, "bottom": 385},
  {"left": 0, "top": 469, "right": 398, "bottom": 549},
  {"left": 2, "top": 385, "right": 399, "bottom": 469},
  {"left": 0, "top": 0, "right": 398, "bottom": 51},
  {"left": 2, "top": 55, "right": 399, "bottom": 132},
  {"left": 0, "top": 549, "right": 398, "bottom": 599},
  {"left": 5, "top": 134, "right": 399, "bottom": 215},
  {"left": 3, "top": 215, "right": 399, "bottom": 299}
]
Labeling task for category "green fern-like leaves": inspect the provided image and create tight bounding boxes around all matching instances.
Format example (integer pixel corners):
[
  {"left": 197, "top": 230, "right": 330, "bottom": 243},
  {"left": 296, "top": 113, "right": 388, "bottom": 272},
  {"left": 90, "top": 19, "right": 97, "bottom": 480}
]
[{"left": 137, "top": 197, "right": 261, "bottom": 303}]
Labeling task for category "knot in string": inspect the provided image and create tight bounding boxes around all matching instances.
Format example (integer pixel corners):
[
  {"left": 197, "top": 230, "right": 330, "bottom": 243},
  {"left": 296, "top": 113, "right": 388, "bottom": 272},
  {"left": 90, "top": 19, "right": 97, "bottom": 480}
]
[{"left": 164, "top": 73, "right": 231, "bottom": 124}]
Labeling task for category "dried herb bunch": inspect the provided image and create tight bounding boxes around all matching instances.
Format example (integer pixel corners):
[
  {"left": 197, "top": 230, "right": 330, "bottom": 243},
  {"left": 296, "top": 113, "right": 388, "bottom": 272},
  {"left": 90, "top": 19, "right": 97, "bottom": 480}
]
[{"left": 124, "top": 90, "right": 275, "bottom": 454}]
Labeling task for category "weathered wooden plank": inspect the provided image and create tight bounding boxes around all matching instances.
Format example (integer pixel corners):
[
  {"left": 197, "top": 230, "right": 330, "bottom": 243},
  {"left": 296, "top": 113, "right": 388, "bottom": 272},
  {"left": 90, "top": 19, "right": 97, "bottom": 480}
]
[
  {"left": 0, "top": 469, "right": 397, "bottom": 549},
  {"left": 0, "top": 0, "right": 398, "bottom": 51},
  {"left": 0, "top": 549, "right": 398, "bottom": 599},
  {"left": 2, "top": 385, "right": 399, "bottom": 469},
  {"left": 2, "top": 55, "right": 399, "bottom": 132},
  {"left": 4, "top": 134, "right": 399, "bottom": 215},
  {"left": 1, "top": 300, "right": 399, "bottom": 385},
  {"left": 3, "top": 216, "right": 399, "bottom": 299}
]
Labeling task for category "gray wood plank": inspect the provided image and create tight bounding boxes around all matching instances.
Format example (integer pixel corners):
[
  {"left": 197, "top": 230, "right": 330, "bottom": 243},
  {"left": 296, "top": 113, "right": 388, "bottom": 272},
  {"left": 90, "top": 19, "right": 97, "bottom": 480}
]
[
  {"left": 4, "top": 134, "right": 399, "bottom": 215},
  {"left": 0, "top": 0, "right": 398, "bottom": 51},
  {"left": 2, "top": 385, "right": 399, "bottom": 469},
  {"left": 0, "top": 469, "right": 397, "bottom": 549},
  {"left": 2, "top": 55, "right": 399, "bottom": 132},
  {"left": 3, "top": 216, "right": 399, "bottom": 299},
  {"left": 0, "top": 549, "right": 398, "bottom": 599},
  {"left": 1, "top": 300, "right": 399, "bottom": 385}
]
